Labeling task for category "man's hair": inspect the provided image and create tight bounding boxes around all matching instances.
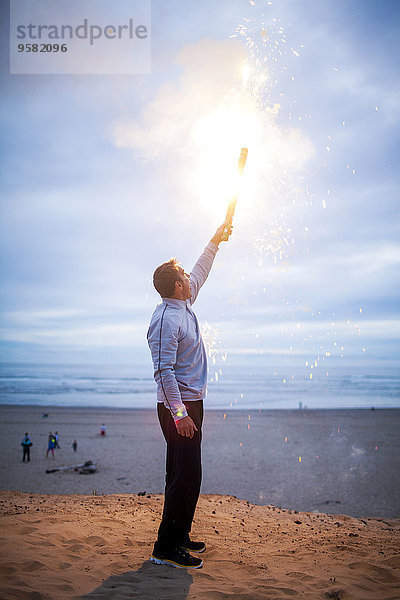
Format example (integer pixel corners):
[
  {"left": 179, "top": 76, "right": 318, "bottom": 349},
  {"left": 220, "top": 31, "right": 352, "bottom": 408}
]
[{"left": 153, "top": 258, "right": 182, "bottom": 298}]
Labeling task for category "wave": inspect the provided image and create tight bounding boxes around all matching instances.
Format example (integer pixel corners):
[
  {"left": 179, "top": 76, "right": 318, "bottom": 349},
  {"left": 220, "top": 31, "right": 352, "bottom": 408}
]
[{"left": 0, "top": 362, "right": 399, "bottom": 408}]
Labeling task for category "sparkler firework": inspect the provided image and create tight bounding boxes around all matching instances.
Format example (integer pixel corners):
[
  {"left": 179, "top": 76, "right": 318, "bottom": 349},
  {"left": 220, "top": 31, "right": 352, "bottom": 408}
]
[{"left": 221, "top": 147, "right": 248, "bottom": 242}]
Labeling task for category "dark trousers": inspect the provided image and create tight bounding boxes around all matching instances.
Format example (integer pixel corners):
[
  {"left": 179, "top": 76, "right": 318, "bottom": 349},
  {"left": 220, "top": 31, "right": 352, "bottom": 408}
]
[
  {"left": 154, "top": 400, "right": 203, "bottom": 554},
  {"left": 22, "top": 447, "right": 30, "bottom": 462}
]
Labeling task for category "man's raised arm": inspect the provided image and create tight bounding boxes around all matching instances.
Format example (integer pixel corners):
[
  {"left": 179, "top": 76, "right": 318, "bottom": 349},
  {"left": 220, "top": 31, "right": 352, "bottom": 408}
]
[{"left": 189, "top": 221, "right": 232, "bottom": 304}]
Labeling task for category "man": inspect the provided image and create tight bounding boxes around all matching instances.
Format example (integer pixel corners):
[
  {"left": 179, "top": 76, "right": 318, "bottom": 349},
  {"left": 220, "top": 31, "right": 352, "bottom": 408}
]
[
  {"left": 147, "top": 221, "right": 232, "bottom": 569},
  {"left": 21, "top": 432, "right": 32, "bottom": 462}
]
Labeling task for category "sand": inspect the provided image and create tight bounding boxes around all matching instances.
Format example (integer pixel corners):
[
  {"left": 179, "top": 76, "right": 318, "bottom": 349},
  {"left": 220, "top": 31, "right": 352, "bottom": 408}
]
[
  {"left": 1, "top": 406, "right": 399, "bottom": 519},
  {"left": 1, "top": 406, "right": 400, "bottom": 598},
  {"left": 0, "top": 490, "right": 399, "bottom": 600}
]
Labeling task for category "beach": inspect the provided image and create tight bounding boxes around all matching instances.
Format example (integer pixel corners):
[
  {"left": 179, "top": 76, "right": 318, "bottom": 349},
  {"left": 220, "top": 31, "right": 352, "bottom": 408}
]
[
  {"left": 1, "top": 406, "right": 399, "bottom": 518},
  {"left": 1, "top": 405, "right": 400, "bottom": 599}
]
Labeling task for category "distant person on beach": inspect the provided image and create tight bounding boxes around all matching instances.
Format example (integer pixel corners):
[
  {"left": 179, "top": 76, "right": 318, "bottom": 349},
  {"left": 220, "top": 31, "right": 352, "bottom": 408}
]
[
  {"left": 21, "top": 433, "right": 32, "bottom": 462},
  {"left": 72, "top": 440, "right": 78, "bottom": 452},
  {"left": 100, "top": 424, "right": 106, "bottom": 436},
  {"left": 54, "top": 431, "right": 60, "bottom": 448},
  {"left": 147, "top": 222, "right": 232, "bottom": 569},
  {"left": 46, "top": 433, "right": 56, "bottom": 458}
]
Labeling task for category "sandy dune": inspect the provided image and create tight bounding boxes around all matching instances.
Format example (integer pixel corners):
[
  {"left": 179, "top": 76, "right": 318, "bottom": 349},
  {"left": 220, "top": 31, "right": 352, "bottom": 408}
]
[{"left": 0, "top": 490, "right": 399, "bottom": 599}]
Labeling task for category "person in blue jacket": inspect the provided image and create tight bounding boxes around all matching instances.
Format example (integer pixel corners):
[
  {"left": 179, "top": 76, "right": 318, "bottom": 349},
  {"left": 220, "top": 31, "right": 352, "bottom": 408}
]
[{"left": 21, "top": 433, "right": 32, "bottom": 462}]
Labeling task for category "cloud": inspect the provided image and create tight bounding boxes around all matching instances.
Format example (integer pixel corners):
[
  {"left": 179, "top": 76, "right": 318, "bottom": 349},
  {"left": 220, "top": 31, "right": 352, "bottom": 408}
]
[
  {"left": 112, "top": 39, "right": 247, "bottom": 160},
  {"left": 0, "top": 318, "right": 147, "bottom": 348}
]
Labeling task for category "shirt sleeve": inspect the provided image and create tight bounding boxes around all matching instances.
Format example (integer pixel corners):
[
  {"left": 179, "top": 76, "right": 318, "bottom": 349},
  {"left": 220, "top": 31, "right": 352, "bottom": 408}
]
[
  {"left": 147, "top": 307, "right": 188, "bottom": 422},
  {"left": 189, "top": 241, "right": 218, "bottom": 305}
]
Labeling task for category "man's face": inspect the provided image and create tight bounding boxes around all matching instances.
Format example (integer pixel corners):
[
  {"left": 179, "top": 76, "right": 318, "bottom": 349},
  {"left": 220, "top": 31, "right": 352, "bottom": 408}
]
[{"left": 177, "top": 267, "right": 191, "bottom": 299}]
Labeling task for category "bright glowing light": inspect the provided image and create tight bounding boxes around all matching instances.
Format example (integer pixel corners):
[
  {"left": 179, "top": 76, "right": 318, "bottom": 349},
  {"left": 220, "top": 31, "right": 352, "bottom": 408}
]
[
  {"left": 114, "top": 19, "right": 315, "bottom": 264},
  {"left": 190, "top": 97, "right": 257, "bottom": 213},
  {"left": 240, "top": 62, "right": 252, "bottom": 84},
  {"left": 182, "top": 30, "right": 315, "bottom": 267},
  {"left": 189, "top": 75, "right": 313, "bottom": 227}
]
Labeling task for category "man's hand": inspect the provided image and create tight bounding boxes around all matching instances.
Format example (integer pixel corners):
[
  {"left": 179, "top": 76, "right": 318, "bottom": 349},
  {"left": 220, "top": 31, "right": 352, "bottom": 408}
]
[
  {"left": 211, "top": 220, "right": 233, "bottom": 247},
  {"left": 175, "top": 415, "right": 198, "bottom": 438}
]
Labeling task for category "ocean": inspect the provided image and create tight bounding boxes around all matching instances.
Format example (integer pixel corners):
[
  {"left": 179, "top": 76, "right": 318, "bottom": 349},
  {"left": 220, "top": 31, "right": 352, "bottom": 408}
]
[{"left": 0, "top": 359, "right": 399, "bottom": 409}]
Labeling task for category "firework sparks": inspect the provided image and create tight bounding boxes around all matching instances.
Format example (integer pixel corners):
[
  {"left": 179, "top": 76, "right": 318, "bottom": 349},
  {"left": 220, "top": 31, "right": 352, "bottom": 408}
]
[
  {"left": 189, "top": 2, "right": 314, "bottom": 264},
  {"left": 201, "top": 321, "right": 227, "bottom": 384}
]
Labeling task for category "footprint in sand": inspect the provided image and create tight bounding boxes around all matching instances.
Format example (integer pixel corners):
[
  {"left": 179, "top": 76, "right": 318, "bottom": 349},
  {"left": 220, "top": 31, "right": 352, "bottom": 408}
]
[
  {"left": 57, "top": 562, "right": 71, "bottom": 570},
  {"left": 0, "top": 562, "right": 17, "bottom": 576},
  {"left": 285, "top": 571, "right": 316, "bottom": 581},
  {"left": 66, "top": 543, "right": 86, "bottom": 553},
  {"left": 272, "top": 587, "right": 298, "bottom": 596},
  {"left": 19, "top": 526, "right": 39, "bottom": 535},
  {"left": 22, "top": 560, "right": 45, "bottom": 572},
  {"left": 84, "top": 535, "right": 107, "bottom": 546},
  {"left": 62, "top": 537, "right": 81, "bottom": 545},
  {"left": 349, "top": 561, "right": 399, "bottom": 584},
  {"left": 383, "top": 555, "right": 400, "bottom": 569},
  {"left": 54, "top": 583, "right": 74, "bottom": 592},
  {"left": 26, "top": 591, "right": 45, "bottom": 600},
  {"left": 62, "top": 537, "right": 92, "bottom": 552},
  {"left": 124, "top": 537, "right": 137, "bottom": 547}
]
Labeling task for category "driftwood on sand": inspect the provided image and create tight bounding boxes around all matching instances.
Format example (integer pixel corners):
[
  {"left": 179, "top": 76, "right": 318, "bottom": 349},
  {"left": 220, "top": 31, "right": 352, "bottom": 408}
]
[{"left": 45, "top": 460, "right": 96, "bottom": 474}]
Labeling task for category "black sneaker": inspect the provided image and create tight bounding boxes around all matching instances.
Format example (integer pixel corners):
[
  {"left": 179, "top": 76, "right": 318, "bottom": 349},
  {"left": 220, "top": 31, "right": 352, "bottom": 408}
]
[
  {"left": 150, "top": 547, "right": 203, "bottom": 569},
  {"left": 181, "top": 539, "right": 206, "bottom": 553}
]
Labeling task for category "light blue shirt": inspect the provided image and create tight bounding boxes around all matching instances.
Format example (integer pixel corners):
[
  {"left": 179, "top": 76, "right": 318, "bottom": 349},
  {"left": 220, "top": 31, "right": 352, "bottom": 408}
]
[{"left": 147, "top": 242, "right": 218, "bottom": 422}]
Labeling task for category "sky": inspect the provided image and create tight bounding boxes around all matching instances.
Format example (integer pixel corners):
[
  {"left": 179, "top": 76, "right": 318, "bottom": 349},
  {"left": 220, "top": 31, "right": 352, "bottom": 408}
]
[{"left": 0, "top": 0, "right": 399, "bottom": 379}]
